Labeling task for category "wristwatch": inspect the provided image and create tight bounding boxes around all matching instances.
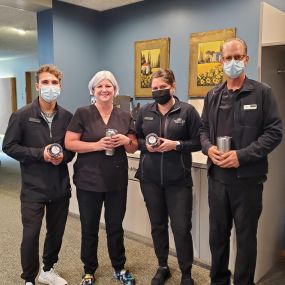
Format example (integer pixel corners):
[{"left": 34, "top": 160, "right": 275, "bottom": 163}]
[{"left": 176, "top": 141, "right": 182, "bottom": 151}]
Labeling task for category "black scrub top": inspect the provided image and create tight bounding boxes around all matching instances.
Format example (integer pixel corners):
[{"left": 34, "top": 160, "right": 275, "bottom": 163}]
[{"left": 67, "top": 105, "right": 135, "bottom": 192}]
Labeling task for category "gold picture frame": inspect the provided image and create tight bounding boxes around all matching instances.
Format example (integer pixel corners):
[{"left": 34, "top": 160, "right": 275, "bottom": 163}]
[
  {"left": 135, "top": 37, "right": 170, "bottom": 98},
  {"left": 188, "top": 28, "right": 236, "bottom": 97}
]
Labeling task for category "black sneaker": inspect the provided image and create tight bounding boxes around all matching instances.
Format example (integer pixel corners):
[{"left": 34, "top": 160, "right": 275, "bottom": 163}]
[
  {"left": 80, "top": 273, "right": 96, "bottom": 285},
  {"left": 151, "top": 267, "right": 171, "bottom": 285},
  {"left": 180, "top": 275, "right": 195, "bottom": 285},
  {"left": 114, "top": 269, "right": 135, "bottom": 285}
]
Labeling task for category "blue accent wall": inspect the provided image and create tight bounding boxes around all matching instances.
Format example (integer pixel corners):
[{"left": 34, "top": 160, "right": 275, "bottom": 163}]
[
  {"left": 98, "top": 0, "right": 261, "bottom": 104},
  {"left": 37, "top": 9, "right": 54, "bottom": 65},
  {"left": 41, "top": 0, "right": 266, "bottom": 110},
  {"left": 52, "top": 0, "right": 100, "bottom": 112}
]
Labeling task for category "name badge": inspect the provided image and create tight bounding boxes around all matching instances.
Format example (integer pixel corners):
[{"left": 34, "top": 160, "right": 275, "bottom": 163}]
[
  {"left": 243, "top": 104, "right": 257, "bottom": 110},
  {"left": 29, "top": 117, "right": 41, "bottom": 123},
  {"left": 174, "top": 118, "right": 185, "bottom": 124},
  {"left": 144, "top": 116, "right": 154, "bottom": 121}
]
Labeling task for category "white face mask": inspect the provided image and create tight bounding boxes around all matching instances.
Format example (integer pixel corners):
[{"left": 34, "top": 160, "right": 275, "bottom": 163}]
[
  {"left": 223, "top": 59, "right": 245, "bottom": 79},
  {"left": 40, "top": 86, "right": 61, "bottom": 103}
]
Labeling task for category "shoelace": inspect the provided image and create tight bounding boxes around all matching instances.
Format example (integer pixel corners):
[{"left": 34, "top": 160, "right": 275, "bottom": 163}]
[{"left": 45, "top": 268, "right": 60, "bottom": 281}]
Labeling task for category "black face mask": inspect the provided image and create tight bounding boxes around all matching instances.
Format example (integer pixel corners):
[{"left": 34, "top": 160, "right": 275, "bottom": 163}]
[{"left": 152, "top": 89, "right": 172, "bottom": 105}]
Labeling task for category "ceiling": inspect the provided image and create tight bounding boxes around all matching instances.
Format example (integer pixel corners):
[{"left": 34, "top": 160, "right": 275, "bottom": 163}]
[{"left": 0, "top": 0, "right": 143, "bottom": 60}]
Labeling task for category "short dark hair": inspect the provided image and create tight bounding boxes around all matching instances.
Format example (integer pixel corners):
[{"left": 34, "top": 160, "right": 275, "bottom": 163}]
[
  {"left": 36, "top": 64, "right": 63, "bottom": 83},
  {"left": 151, "top": 68, "right": 175, "bottom": 86},
  {"left": 222, "top": 37, "right": 248, "bottom": 55}
]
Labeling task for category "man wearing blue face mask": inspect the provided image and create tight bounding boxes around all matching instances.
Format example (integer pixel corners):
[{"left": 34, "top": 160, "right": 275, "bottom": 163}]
[
  {"left": 200, "top": 38, "right": 282, "bottom": 285},
  {"left": 3, "top": 64, "right": 74, "bottom": 285}
]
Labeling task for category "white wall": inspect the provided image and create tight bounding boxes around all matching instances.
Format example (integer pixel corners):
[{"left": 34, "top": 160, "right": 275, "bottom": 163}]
[
  {"left": 0, "top": 55, "right": 38, "bottom": 108},
  {"left": 0, "top": 78, "right": 13, "bottom": 134},
  {"left": 258, "top": 44, "right": 285, "bottom": 278},
  {"left": 262, "top": 2, "right": 285, "bottom": 46}
]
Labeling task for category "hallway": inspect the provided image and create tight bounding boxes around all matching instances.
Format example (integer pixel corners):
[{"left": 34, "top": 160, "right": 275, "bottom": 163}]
[{"left": 0, "top": 152, "right": 284, "bottom": 284}]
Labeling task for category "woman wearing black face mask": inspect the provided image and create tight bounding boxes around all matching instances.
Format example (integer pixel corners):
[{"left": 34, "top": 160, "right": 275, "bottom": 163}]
[{"left": 135, "top": 68, "right": 202, "bottom": 285}]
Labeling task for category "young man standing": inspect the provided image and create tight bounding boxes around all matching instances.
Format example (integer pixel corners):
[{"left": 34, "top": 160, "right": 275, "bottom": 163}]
[{"left": 3, "top": 64, "right": 74, "bottom": 285}]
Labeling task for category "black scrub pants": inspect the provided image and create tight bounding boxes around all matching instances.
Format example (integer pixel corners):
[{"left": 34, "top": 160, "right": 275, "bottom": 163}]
[
  {"left": 20, "top": 198, "right": 69, "bottom": 282},
  {"left": 77, "top": 188, "right": 127, "bottom": 274},
  {"left": 140, "top": 182, "right": 193, "bottom": 275},
  {"left": 208, "top": 177, "right": 263, "bottom": 285}
]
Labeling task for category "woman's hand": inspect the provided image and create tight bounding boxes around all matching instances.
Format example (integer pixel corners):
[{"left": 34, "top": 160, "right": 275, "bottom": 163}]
[
  {"left": 146, "top": 138, "right": 176, "bottom": 152},
  {"left": 155, "top": 138, "right": 177, "bottom": 152},
  {"left": 110, "top": 134, "right": 130, "bottom": 148},
  {"left": 96, "top": 136, "right": 113, "bottom": 151}
]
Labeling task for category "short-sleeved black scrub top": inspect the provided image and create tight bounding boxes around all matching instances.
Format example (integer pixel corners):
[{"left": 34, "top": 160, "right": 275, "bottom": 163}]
[{"left": 67, "top": 105, "right": 135, "bottom": 192}]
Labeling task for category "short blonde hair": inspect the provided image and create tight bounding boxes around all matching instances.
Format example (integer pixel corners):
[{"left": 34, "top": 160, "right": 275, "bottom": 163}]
[{"left": 88, "top": 70, "right": 119, "bottom": 96}]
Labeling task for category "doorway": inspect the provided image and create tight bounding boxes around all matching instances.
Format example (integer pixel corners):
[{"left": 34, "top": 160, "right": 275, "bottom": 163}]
[
  {"left": 25, "top": 71, "right": 37, "bottom": 104},
  {"left": 259, "top": 43, "right": 285, "bottom": 278},
  {"left": 0, "top": 77, "right": 17, "bottom": 134}
]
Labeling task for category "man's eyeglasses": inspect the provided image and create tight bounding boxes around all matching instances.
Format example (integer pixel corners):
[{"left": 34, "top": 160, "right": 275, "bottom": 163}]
[{"left": 222, "top": 55, "right": 247, "bottom": 62}]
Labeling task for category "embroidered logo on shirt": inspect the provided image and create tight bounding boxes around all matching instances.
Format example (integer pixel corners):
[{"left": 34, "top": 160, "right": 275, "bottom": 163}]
[
  {"left": 174, "top": 118, "right": 185, "bottom": 124},
  {"left": 29, "top": 117, "right": 41, "bottom": 123},
  {"left": 144, "top": 116, "right": 154, "bottom": 120}
]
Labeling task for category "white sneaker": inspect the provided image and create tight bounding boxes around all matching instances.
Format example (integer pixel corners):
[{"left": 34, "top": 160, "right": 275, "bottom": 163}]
[
  {"left": 25, "top": 283, "right": 34, "bottom": 285},
  {"left": 38, "top": 267, "right": 68, "bottom": 285}
]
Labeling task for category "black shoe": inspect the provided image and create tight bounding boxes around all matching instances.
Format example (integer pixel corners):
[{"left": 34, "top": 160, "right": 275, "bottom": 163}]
[
  {"left": 151, "top": 267, "right": 171, "bottom": 285},
  {"left": 180, "top": 275, "right": 194, "bottom": 285}
]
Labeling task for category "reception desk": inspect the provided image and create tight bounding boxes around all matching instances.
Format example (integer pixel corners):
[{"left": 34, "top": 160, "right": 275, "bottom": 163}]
[{"left": 68, "top": 150, "right": 283, "bottom": 282}]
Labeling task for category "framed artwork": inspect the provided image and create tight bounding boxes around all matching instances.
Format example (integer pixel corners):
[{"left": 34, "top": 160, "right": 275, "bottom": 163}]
[
  {"left": 188, "top": 28, "right": 236, "bottom": 97},
  {"left": 134, "top": 37, "right": 170, "bottom": 98}
]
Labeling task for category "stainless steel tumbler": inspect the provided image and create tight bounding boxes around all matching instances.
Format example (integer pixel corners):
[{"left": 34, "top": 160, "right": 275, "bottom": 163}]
[
  {"left": 216, "top": 136, "right": 231, "bottom": 153},
  {"left": 105, "top": 129, "right": 118, "bottom": 156}
]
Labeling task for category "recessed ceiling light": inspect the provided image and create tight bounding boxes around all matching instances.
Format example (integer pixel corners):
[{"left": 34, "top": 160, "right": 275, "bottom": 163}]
[{"left": 14, "top": 28, "right": 26, "bottom": 35}]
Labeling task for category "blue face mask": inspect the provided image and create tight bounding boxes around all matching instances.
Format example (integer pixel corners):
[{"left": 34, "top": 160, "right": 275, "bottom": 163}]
[
  {"left": 40, "top": 86, "right": 61, "bottom": 103},
  {"left": 223, "top": 59, "right": 245, "bottom": 79}
]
